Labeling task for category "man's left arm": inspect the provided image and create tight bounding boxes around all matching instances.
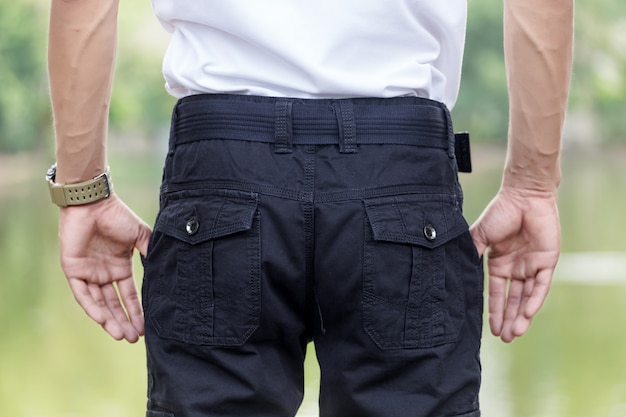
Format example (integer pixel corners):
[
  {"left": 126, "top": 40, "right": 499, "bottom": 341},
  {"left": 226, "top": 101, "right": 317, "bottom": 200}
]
[{"left": 471, "top": 0, "right": 574, "bottom": 343}]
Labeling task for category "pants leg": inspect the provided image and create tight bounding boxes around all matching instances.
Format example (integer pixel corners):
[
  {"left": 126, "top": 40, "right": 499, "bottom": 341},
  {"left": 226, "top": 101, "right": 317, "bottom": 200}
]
[
  {"left": 142, "top": 141, "right": 316, "bottom": 417},
  {"left": 309, "top": 144, "right": 484, "bottom": 417}
]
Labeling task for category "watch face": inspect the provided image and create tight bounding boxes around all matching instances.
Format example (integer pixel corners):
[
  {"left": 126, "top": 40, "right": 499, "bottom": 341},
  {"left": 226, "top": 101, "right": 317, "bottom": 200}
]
[{"left": 46, "top": 164, "right": 57, "bottom": 182}]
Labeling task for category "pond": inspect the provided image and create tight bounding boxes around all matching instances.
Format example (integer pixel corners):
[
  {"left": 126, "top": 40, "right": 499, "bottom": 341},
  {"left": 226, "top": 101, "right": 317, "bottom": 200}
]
[{"left": 1, "top": 144, "right": 625, "bottom": 417}]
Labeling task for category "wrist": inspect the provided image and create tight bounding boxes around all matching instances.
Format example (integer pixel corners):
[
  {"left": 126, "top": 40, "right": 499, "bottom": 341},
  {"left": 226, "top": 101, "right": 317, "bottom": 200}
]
[
  {"left": 46, "top": 164, "right": 113, "bottom": 207},
  {"left": 498, "top": 180, "right": 558, "bottom": 202},
  {"left": 501, "top": 164, "right": 561, "bottom": 196},
  {"left": 502, "top": 140, "right": 562, "bottom": 194}
]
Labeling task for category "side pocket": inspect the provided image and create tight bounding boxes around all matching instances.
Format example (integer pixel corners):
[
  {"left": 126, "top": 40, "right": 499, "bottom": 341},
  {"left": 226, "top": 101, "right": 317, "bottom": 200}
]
[
  {"left": 143, "top": 189, "right": 260, "bottom": 347},
  {"left": 362, "top": 193, "right": 470, "bottom": 350}
]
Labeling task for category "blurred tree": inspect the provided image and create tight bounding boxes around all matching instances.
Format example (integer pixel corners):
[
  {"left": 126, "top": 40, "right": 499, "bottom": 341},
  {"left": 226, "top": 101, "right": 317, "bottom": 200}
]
[
  {"left": 0, "top": 0, "right": 50, "bottom": 152},
  {"left": 0, "top": 0, "right": 173, "bottom": 153},
  {"left": 567, "top": 0, "right": 626, "bottom": 146},
  {"left": 109, "top": 0, "right": 175, "bottom": 141},
  {"left": 453, "top": 0, "right": 508, "bottom": 143},
  {"left": 455, "top": 0, "right": 626, "bottom": 146}
]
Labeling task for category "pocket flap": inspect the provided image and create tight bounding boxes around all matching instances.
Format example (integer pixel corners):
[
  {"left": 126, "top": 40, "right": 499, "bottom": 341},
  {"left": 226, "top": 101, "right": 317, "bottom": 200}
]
[
  {"left": 364, "top": 194, "right": 468, "bottom": 249},
  {"left": 155, "top": 190, "right": 258, "bottom": 245}
]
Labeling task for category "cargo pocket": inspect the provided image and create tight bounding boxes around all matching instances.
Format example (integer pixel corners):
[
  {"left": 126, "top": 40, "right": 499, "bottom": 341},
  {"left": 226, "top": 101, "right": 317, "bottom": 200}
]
[
  {"left": 144, "top": 189, "right": 260, "bottom": 347},
  {"left": 362, "top": 193, "right": 470, "bottom": 350}
]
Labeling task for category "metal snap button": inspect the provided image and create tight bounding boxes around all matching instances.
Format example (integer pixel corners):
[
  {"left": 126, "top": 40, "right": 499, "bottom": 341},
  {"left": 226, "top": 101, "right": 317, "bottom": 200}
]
[
  {"left": 423, "top": 224, "right": 437, "bottom": 241},
  {"left": 185, "top": 218, "right": 199, "bottom": 235}
]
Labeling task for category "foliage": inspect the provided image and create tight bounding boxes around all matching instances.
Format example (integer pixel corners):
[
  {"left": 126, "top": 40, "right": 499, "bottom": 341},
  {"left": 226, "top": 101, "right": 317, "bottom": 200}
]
[
  {"left": 567, "top": 0, "right": 626, "bottom": 144},
  {"left": 455, "top": 0, "right": 626, "bottom": 144},
  {"left": 1, "top": 0, "right": 626, "bottom": 152},
  {"left": 453, "top": 0, "right": 508, "bottom": 142},
  {"left": 0, "top": 0, "right": 50, "bottom": 152},
  {"left": 108, "top": 0, "right": 176, "bottom": 138}
]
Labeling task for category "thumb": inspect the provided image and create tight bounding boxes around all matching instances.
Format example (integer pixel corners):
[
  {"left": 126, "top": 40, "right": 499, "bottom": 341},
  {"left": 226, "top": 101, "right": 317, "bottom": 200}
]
[
  {"left": 135, "top": 221, "right": 152, "bottom": 257},
  {"left": 469, "top": 222, "right": 488, "bottom": 258}
]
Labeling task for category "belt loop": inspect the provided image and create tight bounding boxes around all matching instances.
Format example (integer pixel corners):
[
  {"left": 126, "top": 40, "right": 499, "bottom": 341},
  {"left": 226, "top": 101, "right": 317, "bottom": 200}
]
[
  {"left": 169, "top": 99, "right": 181, "bottom": 151},
  {"left": 274, "top": 99, "right": 294, "bottom": 154},
  {"left": 440, "top": 102, "right": 456, "bottom": 159},
  {"left": 333, "top": 100, "right": 358, "bottom": 154}
]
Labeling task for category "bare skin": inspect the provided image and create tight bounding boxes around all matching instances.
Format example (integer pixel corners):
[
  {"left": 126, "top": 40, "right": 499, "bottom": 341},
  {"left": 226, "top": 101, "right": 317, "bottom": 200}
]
[
  {"left": 49, "top": 0, "right": 150, "bottom": 342},
  {"left": 470, "top": 0, "right": 573, "bottom": 342},
  {"left": 48, "top": 0, "right": 573, "bottom": 343},
  {"left": 59, "top": 194, "right": 150, "bottom": 342}
]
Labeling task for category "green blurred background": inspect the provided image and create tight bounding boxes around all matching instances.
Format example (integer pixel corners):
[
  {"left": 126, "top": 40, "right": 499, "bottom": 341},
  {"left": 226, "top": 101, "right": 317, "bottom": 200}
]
[{"left": 1, "top": 0, "right": 626, "bottom": 416}]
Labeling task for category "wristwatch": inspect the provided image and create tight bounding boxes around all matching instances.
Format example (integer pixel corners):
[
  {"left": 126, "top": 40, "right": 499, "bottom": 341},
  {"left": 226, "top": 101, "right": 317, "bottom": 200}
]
[{"left": 46, "top": 163, "right": 112, "bottom": 207}]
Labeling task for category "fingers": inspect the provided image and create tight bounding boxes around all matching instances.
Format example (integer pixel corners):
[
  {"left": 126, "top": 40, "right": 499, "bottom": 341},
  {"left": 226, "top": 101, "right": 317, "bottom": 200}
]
[
  {"left": 489, "top": 269, "right": 552, "bottom": 343},
  {"left": 59, "top": 196, "right": 150, "bottom": 342},
  {"left": 477, "top": 190, "right": 559, "bottom": 342},
  {"left": 68, "top": 277, "right": 143, "bottom": 343},
  {"left": 100, "top": 282, "right": 143, "bottom": 343},
  {"left": 69, "top": 278, "right": 124, "bottom": 340},
  {"left": 523, "top": 267, "right": 553, "bottom": 318},
  {"left": 488, "top": 275, "right": 507, "bottom": 337},
  {"left": 117, "top": 277, "right": 145, "bottom": 337},
  {"left": 498, "top": 278, "right": 530, "bottom": 343},
  {"left": 489, "top": 276, "right": 524, "bottom": 343}
]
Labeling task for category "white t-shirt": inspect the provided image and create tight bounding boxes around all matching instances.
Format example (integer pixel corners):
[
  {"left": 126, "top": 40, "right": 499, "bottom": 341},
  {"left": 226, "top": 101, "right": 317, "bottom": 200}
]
[{"left": 152, "top": 1, "right": 467, "bottom": 108}]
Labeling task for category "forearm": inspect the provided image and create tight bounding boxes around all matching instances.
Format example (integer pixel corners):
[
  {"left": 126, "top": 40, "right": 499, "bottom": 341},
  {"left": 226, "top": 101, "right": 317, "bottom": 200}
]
[
  {"left": 48, "top": 0, "right": 119, "bottom": 184},
  {"left": 502, "top": 0, "right": 574, "bottom": 194}
]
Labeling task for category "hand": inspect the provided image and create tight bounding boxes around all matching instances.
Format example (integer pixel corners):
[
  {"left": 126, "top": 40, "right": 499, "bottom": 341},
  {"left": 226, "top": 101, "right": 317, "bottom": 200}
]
[
  {"left": 470, "top": 187, "right": 560, "bottom": 343},
  {"left": 58, "top": 194, "right": 152, "bottom": 343}
]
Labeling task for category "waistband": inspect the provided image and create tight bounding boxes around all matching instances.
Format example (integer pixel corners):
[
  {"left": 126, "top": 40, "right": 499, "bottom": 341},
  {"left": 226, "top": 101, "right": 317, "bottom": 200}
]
[{"left": 171, "top": 94, "right": 455, "bottom": 154}]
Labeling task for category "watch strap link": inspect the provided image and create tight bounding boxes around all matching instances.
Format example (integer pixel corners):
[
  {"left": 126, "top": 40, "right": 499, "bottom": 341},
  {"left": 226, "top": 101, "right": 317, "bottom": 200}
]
[{"left": 48, "top": 171, "right": 112, "bottom": 207}]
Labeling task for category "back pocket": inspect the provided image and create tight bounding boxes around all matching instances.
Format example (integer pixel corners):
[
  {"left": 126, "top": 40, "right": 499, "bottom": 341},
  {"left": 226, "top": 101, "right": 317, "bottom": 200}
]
[
  {"left": 143, "top": 189, "right": 260, "bottom": 347},
  {"left": 362, "top": 193, "right": 469, "bottom": 350}
]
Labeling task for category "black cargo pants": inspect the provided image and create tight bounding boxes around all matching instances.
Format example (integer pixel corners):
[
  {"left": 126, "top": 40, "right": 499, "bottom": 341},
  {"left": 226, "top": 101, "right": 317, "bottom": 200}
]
[{"left": 142, "top": 94, "right": 484, "bottom": 417}]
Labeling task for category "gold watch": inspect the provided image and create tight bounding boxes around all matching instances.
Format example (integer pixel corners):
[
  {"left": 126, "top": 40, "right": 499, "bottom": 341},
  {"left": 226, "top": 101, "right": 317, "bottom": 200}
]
[{"left": 46, "top": 164, "right": 112, "bottom": 207}]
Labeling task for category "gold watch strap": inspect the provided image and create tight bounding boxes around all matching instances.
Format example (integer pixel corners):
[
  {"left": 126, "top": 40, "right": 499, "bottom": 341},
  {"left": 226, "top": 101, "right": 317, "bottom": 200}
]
[{"left": 48, "top": 170, "right": 112, "bottom": 207}]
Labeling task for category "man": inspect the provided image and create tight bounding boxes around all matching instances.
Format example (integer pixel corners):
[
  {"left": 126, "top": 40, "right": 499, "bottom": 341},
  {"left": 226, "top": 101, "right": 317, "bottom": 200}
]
[{"left": 47, "top": 0, "right": 573, "bottom": 416}]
